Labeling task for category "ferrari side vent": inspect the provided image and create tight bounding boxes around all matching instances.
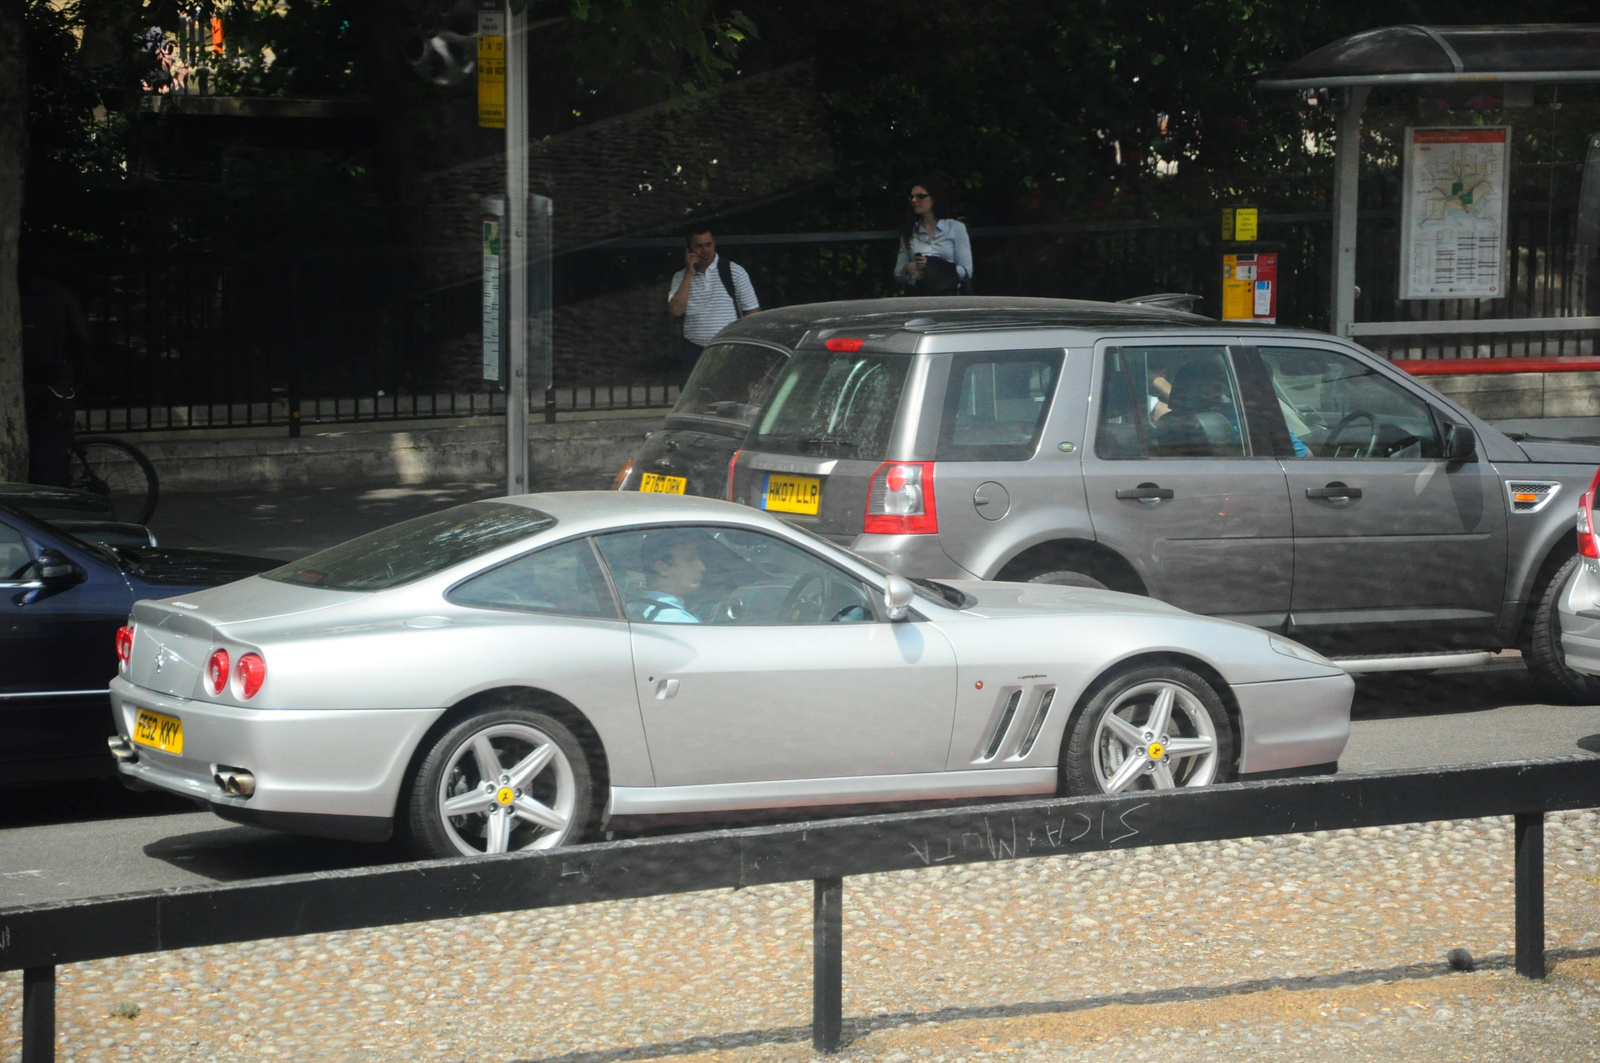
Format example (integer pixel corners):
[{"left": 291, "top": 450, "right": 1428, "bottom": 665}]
[
  {"left": 1507, "top": 481, "right": 1560, "bottom": 513},
  {"left": 1015, "top": 687, "right": 1056, "bottom": 758},
  {"left": 982, "top": 690, "right": 1023, "bottom": 761}
]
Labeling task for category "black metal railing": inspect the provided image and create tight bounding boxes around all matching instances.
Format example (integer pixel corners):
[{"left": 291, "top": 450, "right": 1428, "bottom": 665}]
[
  {"left": 41, "top": 194, "right": 1592, "bottom": 437},
  {"left": 6, "top": 756, "right": 1600, "bottom": 1061}
]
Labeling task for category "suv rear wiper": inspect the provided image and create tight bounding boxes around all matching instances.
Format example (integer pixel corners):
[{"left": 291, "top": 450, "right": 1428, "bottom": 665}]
[{"left": 797, "top": 435, "right": 856, "bottom": 454}]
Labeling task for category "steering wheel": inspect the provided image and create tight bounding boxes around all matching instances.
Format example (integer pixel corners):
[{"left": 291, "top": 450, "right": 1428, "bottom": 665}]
[
  {"left": 777, "top": 573, "right": 826, "bottom": 624},
  {"left": 1325, "top": 410, "right": 1378, "bottom": 457}
]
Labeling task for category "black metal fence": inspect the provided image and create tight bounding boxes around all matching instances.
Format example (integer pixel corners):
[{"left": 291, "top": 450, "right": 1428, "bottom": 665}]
[
  {"left": 6, "top": 756, "right": 1599, "bottom": 1061},
  {"left": 45, "top": 195, "right": 1592, "bottom": 436}
]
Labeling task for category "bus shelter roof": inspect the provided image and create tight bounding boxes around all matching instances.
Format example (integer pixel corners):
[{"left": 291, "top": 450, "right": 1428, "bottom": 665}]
[{"left": 1257, "top": 24, "right": 1600, "bottom": 90}]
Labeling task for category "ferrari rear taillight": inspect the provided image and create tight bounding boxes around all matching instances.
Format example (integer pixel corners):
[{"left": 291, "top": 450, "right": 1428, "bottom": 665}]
[
  {"left": 206, "top": 649, "right": 230, "bottom": 696},
  {"left": 115, "top": 625, "right": 134, "bottom": 671},
  {"left": 863, "top": 461, "right": 938, "bottom": 535},
  {"left": 1579, "top": 467, "right": 1600, "bottom": 560},
  {"left": 235, "top": 653, "right": 266, "bottom": 699}
]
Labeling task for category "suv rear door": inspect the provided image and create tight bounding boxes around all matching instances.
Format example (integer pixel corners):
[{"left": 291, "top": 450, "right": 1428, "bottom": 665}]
[{"left": 1079, "top": 340, "right": 1295, "bottom": 627}]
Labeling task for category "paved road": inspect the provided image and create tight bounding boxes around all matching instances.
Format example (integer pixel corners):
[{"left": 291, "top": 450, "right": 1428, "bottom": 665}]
[{"left": 4, "top": 658, "right": 1597, "bottom": 908}]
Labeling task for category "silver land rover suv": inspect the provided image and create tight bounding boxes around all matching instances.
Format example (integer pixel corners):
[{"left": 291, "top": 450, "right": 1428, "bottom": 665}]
[{"left": 728, "top": 296, "right": 1600, "bottom": 698}]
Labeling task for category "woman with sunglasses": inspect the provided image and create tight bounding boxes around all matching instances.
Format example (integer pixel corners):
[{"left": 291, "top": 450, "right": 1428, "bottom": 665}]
[{"left": 894, "top": 178, "right": 973, "bottom": 296}]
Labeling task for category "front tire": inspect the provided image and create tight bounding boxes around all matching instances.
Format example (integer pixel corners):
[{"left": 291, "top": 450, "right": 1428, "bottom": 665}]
[
  {"left": 1062, "top": 664, "right": 1235, "bottom": 795},
  {"left": 406, "top": 706, "right": 593, "bottom": 858},
  {"left": 1526, "top": 554, "right": 1600, "bottom": 704}
]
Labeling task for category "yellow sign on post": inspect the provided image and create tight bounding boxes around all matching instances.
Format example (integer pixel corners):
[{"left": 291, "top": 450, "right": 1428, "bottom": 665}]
[
  {"left": 477, "top": 10, "right": 506, "bottom": 129},
  {"left": 1234, "top": 207, "right": 1259, "bottom": 242},
  {"left": 1221, "top": 208, "right": 1235, "bottom": 241}
]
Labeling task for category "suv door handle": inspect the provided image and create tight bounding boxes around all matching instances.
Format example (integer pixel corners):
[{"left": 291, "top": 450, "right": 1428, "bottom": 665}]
[
  {"left": 1115, "top": 485, "right": 1175, "bottom": 501},
  {"left": 1306, "top": 482, "right": 1362, "bottom": 500}
]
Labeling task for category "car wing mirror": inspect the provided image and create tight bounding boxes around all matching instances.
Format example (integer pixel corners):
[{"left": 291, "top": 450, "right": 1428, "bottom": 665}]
[
  {"left": 883, "top": 574, "right": 915, "bottom": 621},
  {"left": 35, "top": 548, "right": 82, "bottom": 586},
  {"left": 1443, "top": 423, "right": 1477, "bottom": 462}
]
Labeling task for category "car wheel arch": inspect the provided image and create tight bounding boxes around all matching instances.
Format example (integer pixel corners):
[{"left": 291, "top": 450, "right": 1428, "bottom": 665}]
[
  {"left": 1055, "top": 651, "right": 1242, "bottom": 787},
  {"left": 994, "top": 539, "right": 1146, "bottom": 595},
  {"left": 395, "top": 686, "right": 612, "bottom": 824}
]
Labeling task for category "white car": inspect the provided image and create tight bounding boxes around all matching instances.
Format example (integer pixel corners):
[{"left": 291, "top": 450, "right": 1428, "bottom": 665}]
[{"left": 108, "top": 493, "right": 1352, "bottom": 859}]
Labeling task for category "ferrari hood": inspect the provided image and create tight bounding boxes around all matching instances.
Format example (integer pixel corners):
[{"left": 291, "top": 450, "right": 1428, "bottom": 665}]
[{"left": 936, "top": 580, "right": 1192, "bottom": 620}]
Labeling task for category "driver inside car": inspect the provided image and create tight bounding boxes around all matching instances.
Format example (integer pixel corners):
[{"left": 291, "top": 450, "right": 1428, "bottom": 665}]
[{"left": 630, "top": 531, "right": 705, "bottom": 623}]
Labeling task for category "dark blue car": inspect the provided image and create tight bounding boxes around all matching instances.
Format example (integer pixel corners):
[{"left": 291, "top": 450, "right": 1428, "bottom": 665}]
[{"left": 0, "top": 501, "right": 276, "bottom": 785}]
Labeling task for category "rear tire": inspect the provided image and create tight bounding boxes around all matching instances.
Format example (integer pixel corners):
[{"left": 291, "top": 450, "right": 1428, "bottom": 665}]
[
  {"left": 405, "top": 706, "right": 594, "bottom": 859},
  {"left": 1526, "top": 554, "right": 1600, "bottom": 704},
  {"left": 1026, "top": 568, "right": 1108, "bottom": 591},
  {"left": 1062, "top": 664, "right": 1235, "bottom": 795}
]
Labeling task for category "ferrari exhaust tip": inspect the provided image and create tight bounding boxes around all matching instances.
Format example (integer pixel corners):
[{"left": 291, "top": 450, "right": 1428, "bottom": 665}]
[{"left": 213, "top": 767, "right": 256, "bottom": 798}]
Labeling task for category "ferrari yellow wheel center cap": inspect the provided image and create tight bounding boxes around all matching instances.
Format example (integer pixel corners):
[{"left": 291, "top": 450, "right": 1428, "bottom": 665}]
[
  {"left": 1147, "top": 742, "right": 1165, "bottom": 760},
  {"left": 495, "top": 786, "right": 515, "bottom": 806}
]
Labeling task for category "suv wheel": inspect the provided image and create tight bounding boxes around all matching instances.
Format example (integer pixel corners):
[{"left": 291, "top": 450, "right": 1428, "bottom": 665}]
[
  {"left": 1526, "top": 554, "right": 1600, "bottom": 704},
  {"left": 1026, "top": 569, "right": 1108, "bottom": 591}
]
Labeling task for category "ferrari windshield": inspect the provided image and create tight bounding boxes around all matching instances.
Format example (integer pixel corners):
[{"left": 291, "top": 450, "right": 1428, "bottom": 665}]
[{"left": 263, "top": 502, "right": 556, "bottom": 591}]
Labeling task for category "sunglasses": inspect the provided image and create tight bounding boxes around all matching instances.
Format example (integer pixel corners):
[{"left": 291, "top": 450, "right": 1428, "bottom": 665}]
[{"left": 909, "top": 192, "right": 931, "bottom": 201}]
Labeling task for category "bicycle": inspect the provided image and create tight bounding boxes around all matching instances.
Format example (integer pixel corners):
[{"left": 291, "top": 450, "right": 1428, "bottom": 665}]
[{"left": 68, "top": 436, "right": 160, "bottom": 524}]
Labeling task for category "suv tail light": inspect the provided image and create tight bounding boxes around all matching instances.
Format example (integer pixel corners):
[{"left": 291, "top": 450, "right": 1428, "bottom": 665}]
[
  {"left": 115, "top": 625, "right": 134, "bottom": 670},
  {"left": 235, "top": 653, "right": 266, "bottom": 699},
  {"left": 610, "top": 459, "right": 635, "bottom": 490},
  {"left": 864, "top": 461, "right": 938, "bottom": 534},
  {"left": 726, "top": 449, "right": 742, "bottom": 501},
  {"left": 206, "top": 649, "right": 231, "bottom": 696},
  {"left": 1579, "top": 467, "right": 1600, "bottom": 560}
]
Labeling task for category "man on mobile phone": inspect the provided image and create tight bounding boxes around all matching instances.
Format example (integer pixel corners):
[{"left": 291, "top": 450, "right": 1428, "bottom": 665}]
[{"left": 667, "top": 227, "right": 759, "bottom": 384}]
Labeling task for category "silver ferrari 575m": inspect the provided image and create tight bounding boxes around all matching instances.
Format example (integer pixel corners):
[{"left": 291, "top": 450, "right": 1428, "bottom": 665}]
[{"left": 108, "top": 493, "right": 1352, "bottom": 859}]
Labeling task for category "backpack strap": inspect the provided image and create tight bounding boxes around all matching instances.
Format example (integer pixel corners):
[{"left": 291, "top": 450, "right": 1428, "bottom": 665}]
[{"left": 717, "top": 256, "right": 743, "bottom": 318}]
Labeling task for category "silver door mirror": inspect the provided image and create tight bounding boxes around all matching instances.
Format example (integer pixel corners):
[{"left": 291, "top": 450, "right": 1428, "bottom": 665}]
[{"left": 883, "top": 574, "right": 915, "bottom": 621}]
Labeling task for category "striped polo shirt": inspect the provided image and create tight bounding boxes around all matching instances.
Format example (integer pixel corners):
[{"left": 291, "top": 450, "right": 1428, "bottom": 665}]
[{"left": 667, "top": 254, "right": 760, "bottom": 345}]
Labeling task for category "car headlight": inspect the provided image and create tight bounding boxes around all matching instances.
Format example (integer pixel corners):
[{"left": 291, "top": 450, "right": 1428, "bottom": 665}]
[{"left": 1269, "top": 635, "right": 1334, "bottom": 667}]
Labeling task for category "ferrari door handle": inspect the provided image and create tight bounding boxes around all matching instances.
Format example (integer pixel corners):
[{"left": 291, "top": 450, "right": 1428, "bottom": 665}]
[
  {"left": 1306, "top": 482, "right": 1362, "bottom": 501},
  {"left": 1115, "top": 485, "right": 1175, "bottom": 501},
  {"left": 655, "top": 678, "right": 680, "bottom": 700}
]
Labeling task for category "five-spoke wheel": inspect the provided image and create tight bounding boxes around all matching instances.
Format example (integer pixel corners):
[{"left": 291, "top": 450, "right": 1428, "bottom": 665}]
[
  {"left": 1062, "top": 664, "right": 1234, "bottom": 795},
  {"left": 407, "top": 707, "right": 592, "bottom": 858}
]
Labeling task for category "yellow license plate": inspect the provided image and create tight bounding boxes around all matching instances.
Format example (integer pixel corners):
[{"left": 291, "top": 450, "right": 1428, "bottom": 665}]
[
  {"left": 133, "top": 709, "right": 183, "bottom": 755},
  {"left": 639, "top": 473, "right": 687, "bottom": 494},
  {"left": 762, "top": 473, "right": 821, "bottom": 515}
]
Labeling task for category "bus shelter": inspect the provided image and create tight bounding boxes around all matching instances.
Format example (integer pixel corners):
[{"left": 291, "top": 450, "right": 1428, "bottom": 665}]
[{"left": 1258, "top": 24, "right": 1600, "bottom": 351}]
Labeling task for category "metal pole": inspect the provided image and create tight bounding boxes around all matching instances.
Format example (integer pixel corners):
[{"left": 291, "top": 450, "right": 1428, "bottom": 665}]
[
  {"left": 503, "top": 0, "right": 530, "bottom": 494},
  {"left": 21, "top": 966, "right": 55, "bottom": 1063},
  {"left": 812, "top": 876, "right": 844, "bottom": 1052},
  {"left": 1328, "top": 86, "right": 1370, "bottom": 339},
  {"left": 1515, "top": 811, "right": 1546, "bottom": 979}
]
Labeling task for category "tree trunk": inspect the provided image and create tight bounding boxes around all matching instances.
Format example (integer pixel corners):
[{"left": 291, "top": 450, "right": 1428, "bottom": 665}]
[{"left": 0, "top": 0, "right": 28, "bottom": 481}]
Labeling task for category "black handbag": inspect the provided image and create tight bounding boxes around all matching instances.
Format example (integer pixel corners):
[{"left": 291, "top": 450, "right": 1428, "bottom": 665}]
[{"left": 915, "top": 256, "right": 961, "bottom": 296}]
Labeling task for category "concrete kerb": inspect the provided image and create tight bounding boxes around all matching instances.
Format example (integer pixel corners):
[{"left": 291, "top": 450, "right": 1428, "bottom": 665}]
[{"left": 120, "top": 410, "right": 664, "bottom": 493}]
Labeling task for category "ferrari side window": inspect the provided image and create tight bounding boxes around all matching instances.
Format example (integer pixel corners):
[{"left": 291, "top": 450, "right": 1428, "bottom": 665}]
[
  {"left": 449, "top": 539, "right": 618, "bottom": 618},
  {"left": 595, "top": 526, "right": 877, "bottom": 626}
]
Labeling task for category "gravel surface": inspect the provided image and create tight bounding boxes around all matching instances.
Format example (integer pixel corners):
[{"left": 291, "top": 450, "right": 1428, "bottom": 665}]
[{"left": 6, "top": 810, "right": 1600, "bottom": 1062}]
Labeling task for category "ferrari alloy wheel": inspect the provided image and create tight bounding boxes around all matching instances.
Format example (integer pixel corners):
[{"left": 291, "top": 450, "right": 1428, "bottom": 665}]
[
  {"left": 1063, "top": 664, "right": 1234, "bottom": 795},
  {"left": 408, "top": 707, "right": 592, "bottom": 858}
]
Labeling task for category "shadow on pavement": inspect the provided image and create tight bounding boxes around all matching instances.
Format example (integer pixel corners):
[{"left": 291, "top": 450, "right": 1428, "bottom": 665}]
[
  {"left": 143, "top": 824, "right": 410, "bottom": 881},
  {"left": 1350, "top": 659, "right": 1539, "bottom": 721},
  {"left": 0, "top": 777, "right": 199, "bottom": 830}
]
